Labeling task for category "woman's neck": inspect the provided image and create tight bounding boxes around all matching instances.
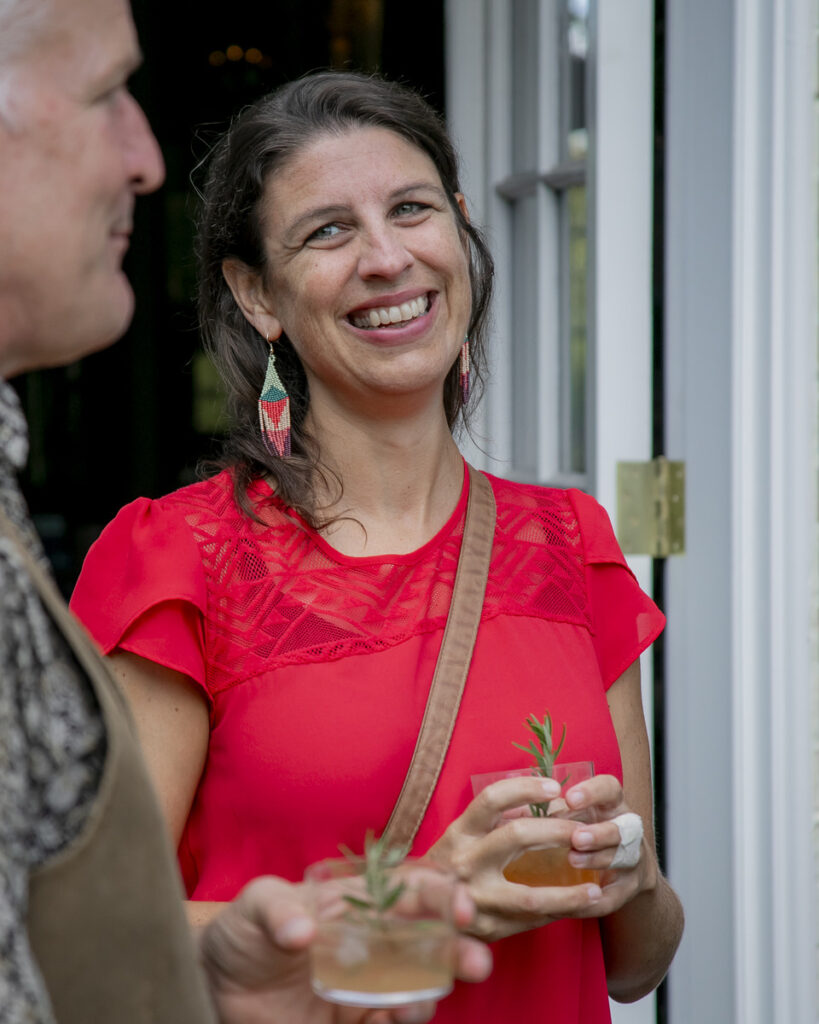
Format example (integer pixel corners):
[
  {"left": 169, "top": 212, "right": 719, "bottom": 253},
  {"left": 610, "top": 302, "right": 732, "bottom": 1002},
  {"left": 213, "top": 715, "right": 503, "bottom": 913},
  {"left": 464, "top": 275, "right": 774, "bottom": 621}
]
[{"left": 306, "top": 401, "right": 465, "bottom": 558}]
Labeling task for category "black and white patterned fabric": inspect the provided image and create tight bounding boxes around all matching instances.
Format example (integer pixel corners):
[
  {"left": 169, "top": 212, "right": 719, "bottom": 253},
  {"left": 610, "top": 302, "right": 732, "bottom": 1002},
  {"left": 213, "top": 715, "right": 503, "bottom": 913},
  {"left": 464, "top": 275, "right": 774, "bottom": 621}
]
[{"left": 0, "top": 378, "right": 106, "bottom": 1023}]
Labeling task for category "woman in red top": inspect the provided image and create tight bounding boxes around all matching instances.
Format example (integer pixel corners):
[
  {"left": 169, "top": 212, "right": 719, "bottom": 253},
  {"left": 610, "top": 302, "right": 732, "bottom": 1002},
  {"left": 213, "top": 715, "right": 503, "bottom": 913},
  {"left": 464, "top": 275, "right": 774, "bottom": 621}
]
[{"left": 72, "top": 71, "right": 683, "bottom": 1022}]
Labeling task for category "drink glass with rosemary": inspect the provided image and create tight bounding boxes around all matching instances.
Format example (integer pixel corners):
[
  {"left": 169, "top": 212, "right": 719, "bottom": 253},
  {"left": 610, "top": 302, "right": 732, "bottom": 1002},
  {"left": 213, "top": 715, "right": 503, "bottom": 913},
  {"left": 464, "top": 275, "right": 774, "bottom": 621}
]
[{"left": 304, "top": 833, "right": 457, "bottom": 1008}]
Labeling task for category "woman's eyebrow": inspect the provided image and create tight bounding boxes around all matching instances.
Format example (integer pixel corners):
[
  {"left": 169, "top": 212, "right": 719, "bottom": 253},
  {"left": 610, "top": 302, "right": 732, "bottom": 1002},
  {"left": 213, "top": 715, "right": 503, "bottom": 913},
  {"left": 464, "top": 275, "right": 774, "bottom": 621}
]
[
  {"left": 283, "top": 182, "right": 447, "bottom": 240},
  {"left": 391, "top": 182, "right": 447, "bottom": 202}
]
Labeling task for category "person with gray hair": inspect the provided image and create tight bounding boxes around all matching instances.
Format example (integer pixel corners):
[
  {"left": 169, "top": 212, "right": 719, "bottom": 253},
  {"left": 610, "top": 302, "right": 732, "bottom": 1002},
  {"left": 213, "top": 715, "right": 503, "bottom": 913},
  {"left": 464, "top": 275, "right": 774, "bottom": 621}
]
[{"left": 0, "top": 1, "right": 491, "bottom": 1021}]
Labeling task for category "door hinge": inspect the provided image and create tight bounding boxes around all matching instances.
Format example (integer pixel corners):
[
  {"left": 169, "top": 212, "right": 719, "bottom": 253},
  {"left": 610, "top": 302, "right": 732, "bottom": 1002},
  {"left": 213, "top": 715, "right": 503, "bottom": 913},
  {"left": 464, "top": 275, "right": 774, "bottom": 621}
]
[{"left": 616, "top": 457, "right": 685, "bottom": 558}]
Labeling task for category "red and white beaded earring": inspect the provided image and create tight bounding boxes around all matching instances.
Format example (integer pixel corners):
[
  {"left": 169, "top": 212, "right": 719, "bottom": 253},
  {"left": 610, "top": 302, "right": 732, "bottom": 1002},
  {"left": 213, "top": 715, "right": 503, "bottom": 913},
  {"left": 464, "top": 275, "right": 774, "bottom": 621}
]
[{"left": 258, "top": 336, "right": 291, "bottom": 458}]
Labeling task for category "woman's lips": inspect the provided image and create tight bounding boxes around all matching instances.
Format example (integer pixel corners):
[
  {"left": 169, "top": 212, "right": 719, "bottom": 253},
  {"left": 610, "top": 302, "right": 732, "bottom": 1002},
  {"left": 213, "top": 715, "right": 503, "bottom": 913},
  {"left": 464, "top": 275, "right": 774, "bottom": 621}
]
[
  {"left": 345, "top": 293, "right": 437, "bottom": 346},
  {"left": 349, "top": 293, "right": 430, "bottom": 330}
]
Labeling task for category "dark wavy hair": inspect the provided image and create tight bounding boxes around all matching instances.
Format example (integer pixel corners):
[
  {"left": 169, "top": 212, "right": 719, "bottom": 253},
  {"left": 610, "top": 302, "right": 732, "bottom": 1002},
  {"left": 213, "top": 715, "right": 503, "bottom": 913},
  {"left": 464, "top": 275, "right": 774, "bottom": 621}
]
[{"left": 196, "top": 70, "right": 494, "bottom": 525}]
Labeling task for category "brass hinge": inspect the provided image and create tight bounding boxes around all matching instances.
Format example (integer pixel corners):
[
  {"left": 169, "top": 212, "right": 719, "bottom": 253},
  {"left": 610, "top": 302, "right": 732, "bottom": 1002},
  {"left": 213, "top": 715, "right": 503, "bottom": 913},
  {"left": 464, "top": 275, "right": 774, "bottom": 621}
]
[{"left": 616, "top": 457, "right": 685, "bottom": 558}]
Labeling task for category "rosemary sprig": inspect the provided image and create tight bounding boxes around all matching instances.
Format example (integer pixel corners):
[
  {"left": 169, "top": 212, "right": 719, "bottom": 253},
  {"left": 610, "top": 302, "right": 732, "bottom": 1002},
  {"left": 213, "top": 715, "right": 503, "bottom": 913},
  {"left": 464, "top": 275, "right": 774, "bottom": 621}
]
[
  {"left": 338, "top": 831, "right": 410, "bottom": 920},
  {"left": 512, "top": 711, "right": 567, "bottom": 817}
]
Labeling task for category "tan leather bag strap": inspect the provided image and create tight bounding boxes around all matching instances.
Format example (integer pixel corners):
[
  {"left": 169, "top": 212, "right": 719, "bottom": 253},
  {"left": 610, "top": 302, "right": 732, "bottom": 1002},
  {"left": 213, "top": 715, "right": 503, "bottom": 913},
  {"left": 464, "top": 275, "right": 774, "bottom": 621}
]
[{"left": 382, "top": 464, "right": 496, "bottom": 849}]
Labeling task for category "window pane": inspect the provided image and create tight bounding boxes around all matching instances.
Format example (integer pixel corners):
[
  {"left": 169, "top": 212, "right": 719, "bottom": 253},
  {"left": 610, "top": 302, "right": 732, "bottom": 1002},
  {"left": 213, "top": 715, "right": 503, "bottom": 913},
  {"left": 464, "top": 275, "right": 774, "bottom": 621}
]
[
  {"left": 563, "top": 184, "right": 587, "bottom": 473},
  {"left": 564, "top": 0, "right": 589, "bottom": 161},
  {"left": 511, "top": 193, "right": 540, "bottom": 478},
  {"left": 512, "top": 0, "right": 539, "bottom": 173}
]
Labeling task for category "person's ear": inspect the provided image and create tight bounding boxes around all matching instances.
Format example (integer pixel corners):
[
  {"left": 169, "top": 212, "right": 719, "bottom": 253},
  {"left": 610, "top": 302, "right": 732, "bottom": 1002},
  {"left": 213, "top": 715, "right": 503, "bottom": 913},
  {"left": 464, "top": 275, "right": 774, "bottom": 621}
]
[
  {"left": 222, "top": 259, "right": 283, "bottom": 342},
  {"left": 455, "top": 193, "right": 471, "bottom": 224}
]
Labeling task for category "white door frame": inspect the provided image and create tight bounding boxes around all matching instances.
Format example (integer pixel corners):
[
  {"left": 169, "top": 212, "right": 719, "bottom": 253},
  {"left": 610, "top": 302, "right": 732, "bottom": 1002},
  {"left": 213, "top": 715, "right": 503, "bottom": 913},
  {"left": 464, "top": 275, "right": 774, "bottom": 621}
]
[
  {"left": 591, "top": 5, "right": 655, "bottom": 1021},
  {"left": 664, "top": 0, "right": 817, "bottom": 1020}
]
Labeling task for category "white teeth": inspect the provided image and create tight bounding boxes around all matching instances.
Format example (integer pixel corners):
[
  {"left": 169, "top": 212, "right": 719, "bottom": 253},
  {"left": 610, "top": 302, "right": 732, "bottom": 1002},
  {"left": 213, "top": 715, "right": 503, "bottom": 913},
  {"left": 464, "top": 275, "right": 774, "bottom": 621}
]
[{"left": 351, "top": 295, "right": 429, "bottom": 329}]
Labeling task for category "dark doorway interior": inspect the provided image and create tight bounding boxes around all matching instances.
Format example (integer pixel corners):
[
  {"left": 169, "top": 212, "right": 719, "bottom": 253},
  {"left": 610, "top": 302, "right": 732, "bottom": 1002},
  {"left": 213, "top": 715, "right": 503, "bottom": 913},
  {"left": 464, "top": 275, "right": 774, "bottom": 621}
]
[{"left": 15, "top": 0, "right": 444, "bottom": 595}]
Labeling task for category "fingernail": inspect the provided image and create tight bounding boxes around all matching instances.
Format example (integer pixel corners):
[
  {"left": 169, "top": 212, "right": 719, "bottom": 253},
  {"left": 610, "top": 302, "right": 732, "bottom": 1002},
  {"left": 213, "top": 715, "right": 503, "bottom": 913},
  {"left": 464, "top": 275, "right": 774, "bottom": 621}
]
[
  {"left": 539, "top": 779, "right": 561, "bottom": 796},
  {"left": 274, "top": 916, "right": 313, "bottom": 946},
  {"left": 574, "top": 830, "right": 593, "bottom": 847},
  {"left": 587, "top": 884, "right": 602, "bottom": 901},
  {"left": 566, "top": 788, "right": 584, "bottom": 807}
]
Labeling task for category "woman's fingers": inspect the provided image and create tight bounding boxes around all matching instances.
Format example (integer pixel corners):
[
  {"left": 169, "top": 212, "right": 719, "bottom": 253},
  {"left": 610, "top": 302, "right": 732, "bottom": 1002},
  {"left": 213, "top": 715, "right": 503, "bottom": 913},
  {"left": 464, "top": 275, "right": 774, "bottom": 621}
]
[
  {"left": 426, "top": 778, "right": 565, "bottom": 885},
  {"left": 465, "top": 878, "right": 603, "bottom": 940},
  {"left": 566, "top": 869, "right": 644, "bottom": 921},
  {"left": 473, "top": 814, "right": 578, "bottom": 871},
  {"left": 425, "top": 772, "right": 652, "bottom": 943},
  {"left": 481, "top": 874, "right": 603, "bottom": 919},
  {"left": 438, "top": 813, "right": 578, "bottom": 890},
  {"left": 562, "top": 772, "right": 626, "bottom": 819},
  {"left": 461, "top": 776, "right": 562, "bottom": 834},
  {"left": 569, "top": 819, "right": 623, "bottom": 859},
  {"left": 568, "top": 811, "right": 646, "bottom": 873}
]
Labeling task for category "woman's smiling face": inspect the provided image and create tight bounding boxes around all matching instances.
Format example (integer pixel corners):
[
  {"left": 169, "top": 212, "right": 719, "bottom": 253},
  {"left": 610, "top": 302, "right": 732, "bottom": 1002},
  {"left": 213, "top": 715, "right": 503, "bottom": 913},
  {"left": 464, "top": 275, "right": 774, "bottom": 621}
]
[{"left": 230, "top": 126, "right": 473, "bottom": 420}]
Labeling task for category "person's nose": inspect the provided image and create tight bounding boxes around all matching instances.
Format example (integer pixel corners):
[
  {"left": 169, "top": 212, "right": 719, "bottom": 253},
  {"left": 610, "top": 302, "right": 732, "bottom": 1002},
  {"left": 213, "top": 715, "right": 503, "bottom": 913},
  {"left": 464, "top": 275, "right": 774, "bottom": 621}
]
[
  {"left": 357, "top": 222, "right": 414, "bottom": 280},
  {"left": 123, "top": 94, "right": 166, "bottom": 195}
]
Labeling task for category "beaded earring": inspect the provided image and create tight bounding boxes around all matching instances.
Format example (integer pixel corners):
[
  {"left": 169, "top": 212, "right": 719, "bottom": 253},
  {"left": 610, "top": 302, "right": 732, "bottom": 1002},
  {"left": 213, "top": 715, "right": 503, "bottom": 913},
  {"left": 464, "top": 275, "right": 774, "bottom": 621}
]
[
  {"left": 258, "top": 337, "right": 291, "bottom": 458},
  {"left": 459, "top": 335, "right": 471, "bottom": 406}
]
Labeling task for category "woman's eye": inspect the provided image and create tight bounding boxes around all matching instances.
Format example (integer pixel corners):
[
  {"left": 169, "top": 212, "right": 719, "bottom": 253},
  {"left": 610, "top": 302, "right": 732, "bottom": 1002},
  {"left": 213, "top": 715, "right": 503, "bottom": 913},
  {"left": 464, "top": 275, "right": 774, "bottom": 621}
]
[
  {"left": 307, "top": 223, "right": 343, "bottom": 242},
  {"left": 394, "top": 201, "right": 427, "bottom": 217}
]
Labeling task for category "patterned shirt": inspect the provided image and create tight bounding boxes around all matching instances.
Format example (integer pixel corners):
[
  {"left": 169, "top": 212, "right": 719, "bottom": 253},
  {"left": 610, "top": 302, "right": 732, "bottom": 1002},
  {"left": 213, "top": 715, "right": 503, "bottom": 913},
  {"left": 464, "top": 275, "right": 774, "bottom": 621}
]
[{"left": 0, "top": 379, "right": 106, "bottom": 1023}]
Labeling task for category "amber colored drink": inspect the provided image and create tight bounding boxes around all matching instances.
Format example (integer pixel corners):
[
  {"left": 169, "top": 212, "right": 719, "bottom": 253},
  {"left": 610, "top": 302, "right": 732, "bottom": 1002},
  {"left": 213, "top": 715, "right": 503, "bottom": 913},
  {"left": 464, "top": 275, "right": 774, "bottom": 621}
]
[
  {"left": 471, "top": 760, "right": 598, "bottom": 887},
  {"left": 502, "top": 847, "right": 600, "bottom": 887},
  {"left": 305, "top": 857, "right": 456, "bottom": 1008},
  {"left": 310, "top": 920, "right": 454, "bottom": 1007}
]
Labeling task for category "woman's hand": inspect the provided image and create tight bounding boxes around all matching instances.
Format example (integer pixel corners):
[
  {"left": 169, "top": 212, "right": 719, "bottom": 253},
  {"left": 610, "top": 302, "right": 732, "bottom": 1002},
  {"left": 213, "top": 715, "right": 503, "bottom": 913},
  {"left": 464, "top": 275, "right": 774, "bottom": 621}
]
[
  {"left": 561, "top": 772, "right": 658, "bottom": 918},
  {"left": 200, "top": 875, "right": 492, "bottom": 1024},
  {"left": 432, "top": 661, "right": 682, "bottom": 999},
  {"left": 425, "top": 775, "right": 607, "bottom": 942}
]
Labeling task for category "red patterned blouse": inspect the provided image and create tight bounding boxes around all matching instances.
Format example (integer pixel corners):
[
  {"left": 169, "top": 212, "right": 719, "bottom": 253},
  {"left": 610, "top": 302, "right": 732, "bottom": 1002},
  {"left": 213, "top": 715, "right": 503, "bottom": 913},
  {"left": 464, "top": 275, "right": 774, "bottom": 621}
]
[{"left": 71, "top": 464, "right": 664, "bottom": 1024}]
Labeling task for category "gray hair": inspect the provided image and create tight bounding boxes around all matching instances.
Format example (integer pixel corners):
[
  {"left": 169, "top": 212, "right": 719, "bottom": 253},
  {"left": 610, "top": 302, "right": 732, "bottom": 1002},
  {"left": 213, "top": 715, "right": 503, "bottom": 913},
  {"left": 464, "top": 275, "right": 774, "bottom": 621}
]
[{"left": 0, "top": 0, "right": 53, "bottom": 118}]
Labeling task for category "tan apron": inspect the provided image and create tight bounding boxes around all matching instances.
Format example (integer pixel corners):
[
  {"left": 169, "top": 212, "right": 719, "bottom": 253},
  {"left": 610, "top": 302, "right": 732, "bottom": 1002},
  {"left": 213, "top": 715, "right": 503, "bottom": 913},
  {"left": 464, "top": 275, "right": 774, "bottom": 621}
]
[{"left": 2, "top": 509, "right": 217, "bottom": 1024}]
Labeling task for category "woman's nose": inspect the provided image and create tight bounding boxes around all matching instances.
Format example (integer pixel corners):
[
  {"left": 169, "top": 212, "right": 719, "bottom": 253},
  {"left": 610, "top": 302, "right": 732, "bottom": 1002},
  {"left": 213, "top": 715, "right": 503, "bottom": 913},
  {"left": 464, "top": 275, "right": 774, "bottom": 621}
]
[{"left": 356, "top": 225, "right": 414, "bottom": 280}]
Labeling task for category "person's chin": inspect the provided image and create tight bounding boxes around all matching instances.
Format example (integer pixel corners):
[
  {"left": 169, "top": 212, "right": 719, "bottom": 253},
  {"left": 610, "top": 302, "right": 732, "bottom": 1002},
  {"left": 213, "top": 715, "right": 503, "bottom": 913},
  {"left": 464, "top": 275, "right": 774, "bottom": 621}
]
[
  {"left": 106, "top": 271, "right": 137, "bottom": 341},
  {"left": 61, "top": 272, "right": 136, "bottom": 365},
  {"left": 98, "top": 267, "right": 136, "bottom": 337}
]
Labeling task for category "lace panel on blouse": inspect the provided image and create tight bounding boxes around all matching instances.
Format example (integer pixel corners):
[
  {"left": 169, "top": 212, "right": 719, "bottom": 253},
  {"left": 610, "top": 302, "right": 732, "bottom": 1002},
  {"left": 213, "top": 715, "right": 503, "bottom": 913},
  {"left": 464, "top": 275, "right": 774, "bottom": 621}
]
[{"left": 163, "top": 475, "right": 590, "bottom": 694}]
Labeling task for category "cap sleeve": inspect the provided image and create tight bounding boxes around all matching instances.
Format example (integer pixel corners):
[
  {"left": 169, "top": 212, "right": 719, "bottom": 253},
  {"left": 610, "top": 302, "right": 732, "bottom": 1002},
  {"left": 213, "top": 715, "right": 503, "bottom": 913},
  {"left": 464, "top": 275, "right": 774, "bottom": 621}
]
[
  {"left": 70, "top": 497, "right": 208, "bottom": 693},
  {"left": 567, "top": 488, "right": 665, "bottom": 688}
]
